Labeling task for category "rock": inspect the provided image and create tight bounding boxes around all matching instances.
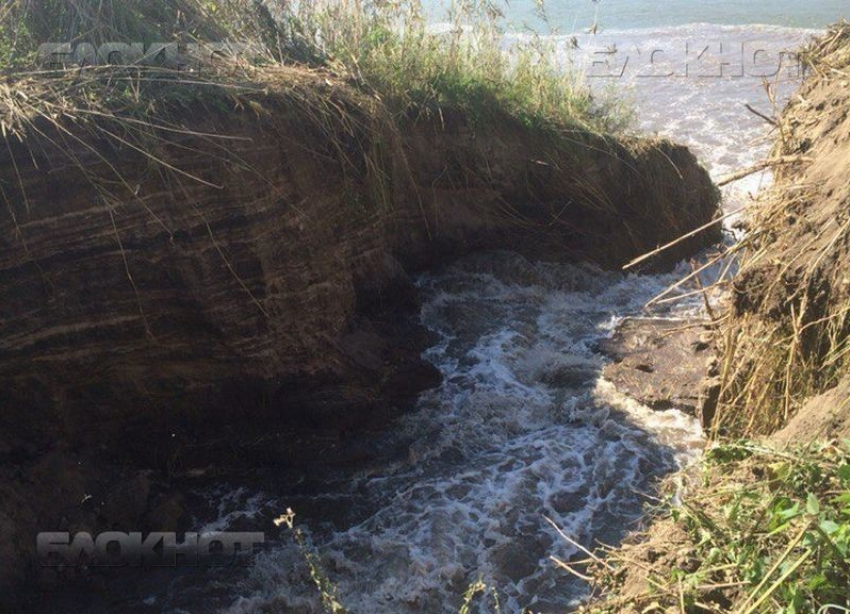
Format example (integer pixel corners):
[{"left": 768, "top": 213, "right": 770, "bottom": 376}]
[{"left": 601, "top": 318, "right": 720, "bottom": 423}]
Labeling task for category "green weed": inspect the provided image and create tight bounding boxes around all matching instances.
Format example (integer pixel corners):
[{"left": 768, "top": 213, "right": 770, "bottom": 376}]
[{"left": 583, "top": 441, "right": 850, "bottom": 614}]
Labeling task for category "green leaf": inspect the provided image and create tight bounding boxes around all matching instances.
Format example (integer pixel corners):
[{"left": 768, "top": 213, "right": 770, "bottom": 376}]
[
  {"left": 806, "top": 493, "right": 821, "bottom": 516},
  {"left": 768, "top": 521, "right": 792, "bottom": 536},
  {"left": 819, "top": 519, "right": 840, "bottom": 535},
  {"left": 838, "top": 464, "right": 850, "bottom": 483},
  {"left": 806, "top": 573, "right": 827, "bottom": 591},
  {"left": 776, "top": 501, "right": 801, "bottom": 521}
]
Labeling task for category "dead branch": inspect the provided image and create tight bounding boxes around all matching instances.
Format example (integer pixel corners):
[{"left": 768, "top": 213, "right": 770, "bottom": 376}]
[{"left": 716, "top": 155, "right": 812, "bottom": 187}]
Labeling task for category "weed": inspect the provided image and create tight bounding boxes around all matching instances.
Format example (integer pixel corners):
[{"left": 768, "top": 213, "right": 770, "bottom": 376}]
[
  {"left": 276, "top": 509, "right": 348, "bottom": 614},
  {"left": 580, "top": 441, "right": 850, "bottom": 614}
]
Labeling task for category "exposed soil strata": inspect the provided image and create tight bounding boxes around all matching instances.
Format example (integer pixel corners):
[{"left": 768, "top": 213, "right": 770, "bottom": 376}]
[
  {"left": 0, "top": 66, "right": 719, "bottom": 602},
  {"left": 716, "top": 24, "right": 850, "bottom": 437}
]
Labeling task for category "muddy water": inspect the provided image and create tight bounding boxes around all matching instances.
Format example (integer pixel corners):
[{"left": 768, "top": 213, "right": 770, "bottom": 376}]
[{"left": 125, "top": 24, "right": 813, "bottom": 614}]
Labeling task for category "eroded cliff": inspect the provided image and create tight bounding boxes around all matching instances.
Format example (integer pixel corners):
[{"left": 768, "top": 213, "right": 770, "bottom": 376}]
[{"left": 0, "top": 65, "right": 720, "bottom": 600}]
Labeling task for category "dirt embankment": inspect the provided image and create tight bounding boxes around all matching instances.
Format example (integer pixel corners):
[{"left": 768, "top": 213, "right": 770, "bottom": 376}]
[
  {"left": 0, "top": 66, "right": 719, "bottom": 602},
  {"left": 715, "top": 24, "right": 850, "bottom": 439},
  {"left": 577, "top": 24, "right": 850, "bottom": 614}
]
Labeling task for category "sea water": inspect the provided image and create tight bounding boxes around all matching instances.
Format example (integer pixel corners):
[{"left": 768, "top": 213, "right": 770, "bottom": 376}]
[{"left": 423, "top": 0, "right": 845, "bottom": 31}]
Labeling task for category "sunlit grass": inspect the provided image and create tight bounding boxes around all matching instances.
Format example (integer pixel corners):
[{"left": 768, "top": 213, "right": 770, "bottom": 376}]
[{"left": 0, "top": 0, "right": 630, "bottom": 135}]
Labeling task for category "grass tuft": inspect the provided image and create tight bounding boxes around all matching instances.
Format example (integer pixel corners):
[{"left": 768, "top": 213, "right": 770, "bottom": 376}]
[
  {"left": 1, "top": 0, "right": 627, "bottom": 135},
  {"left": 580, "top": 441, "right": 850, "bottom": 614}
]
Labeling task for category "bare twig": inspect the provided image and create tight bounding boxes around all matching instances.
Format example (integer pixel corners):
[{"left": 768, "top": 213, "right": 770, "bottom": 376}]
[
  {"left": 744, "top": 103, "right": 777, "bottom": 126},
  {"left": 716, "top": 155, "right": 812, "bottom": 187}
]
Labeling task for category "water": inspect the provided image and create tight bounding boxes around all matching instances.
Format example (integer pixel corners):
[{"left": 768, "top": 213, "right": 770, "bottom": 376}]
[
  {"left": 564, "top": 22, "right": 814, "bottom": 210},
  {"left": 122, "top": 13, "right": 819, "bottom": 614},
  {"left": 424, "top": 0, "right": 846, "bottom": 31},
  {"left": 214, "top": 256, "right": 707, "bottom": 614}
]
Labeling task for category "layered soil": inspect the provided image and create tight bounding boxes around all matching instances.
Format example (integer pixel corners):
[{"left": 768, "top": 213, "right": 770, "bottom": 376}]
[
  {"left": 716, "top": 23, "right": 850, "bottom": 437},
  {"left": 0, "top": 66, "right": 720, "bottom": 604}
]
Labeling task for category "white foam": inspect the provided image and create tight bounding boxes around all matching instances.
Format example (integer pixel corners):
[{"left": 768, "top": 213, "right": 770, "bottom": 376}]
[
  {"left": 197, "top": 487, "right": 269, "bottom": 535},
  {"left": 215, "top": 253, "right": 711, "bottom": 614},
  {"left": 167, "top": 21, "right": 809, "bottom": 614}
]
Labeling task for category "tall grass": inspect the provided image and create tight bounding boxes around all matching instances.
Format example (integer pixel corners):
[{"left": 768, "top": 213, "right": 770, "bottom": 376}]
[
  {"left": 287, "top": 0, "right": 624, "bottom": 132},
  {"left": 0, "top": 0, "right": 628, "bottom": 135}
]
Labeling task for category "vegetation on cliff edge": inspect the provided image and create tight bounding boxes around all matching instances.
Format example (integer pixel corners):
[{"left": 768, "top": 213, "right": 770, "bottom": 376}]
[
  {"left": 0, "top": 0, "right": 630, "bottom": 138},
  {"left": 713, "top": 22, "right": 850, "bottom": 437},
  {"left": 577, "top": 23, "right": 850, "bottom": 614}
]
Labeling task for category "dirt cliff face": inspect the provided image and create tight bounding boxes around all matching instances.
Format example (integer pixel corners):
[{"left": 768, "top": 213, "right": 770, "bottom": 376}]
[
  {"left": 0, "top": 69, "right": 720, "bottom": 466},
  {"left": 0, "top": 67, "right": 719, "bottom": 600},
  {"left": 715, "top": 25, "right": 850, "bottom": 438}
]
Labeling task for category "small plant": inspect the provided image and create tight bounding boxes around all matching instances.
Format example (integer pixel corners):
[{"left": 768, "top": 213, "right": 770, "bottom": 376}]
[
  {"left": 458, "top": 576, "right": 503, "bottom": 614},
  {"left": 580, "top": 441, "right": 850, "bottom": 614},
  {"left": 275, "top": 509, "right": 348, "bottom": 614}
]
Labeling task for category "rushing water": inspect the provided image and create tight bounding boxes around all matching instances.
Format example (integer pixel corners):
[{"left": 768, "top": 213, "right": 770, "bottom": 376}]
[
  {"left": 209, "top": 255, "right": 708, "bottom": 614},
  {"left": 107, "top": 19, "right": 821, "bottom": 614}
]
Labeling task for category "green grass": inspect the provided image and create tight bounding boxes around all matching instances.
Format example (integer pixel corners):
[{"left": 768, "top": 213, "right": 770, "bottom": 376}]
[
  {"left": 0, "top": 0, "right": 630, "bottom": 136},
  {"left": 286, "top": 0, "right": 630, "bottom": 133},
  {"left": 583, "top": 441, "right": 850, "bottom": 614},
  {"left": 297, "top": 1, "right": 622, "bottom": 132}
]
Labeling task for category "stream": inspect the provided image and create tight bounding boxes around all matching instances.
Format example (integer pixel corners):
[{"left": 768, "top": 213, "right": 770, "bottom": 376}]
[{"left": 108, "top": 22, "right": 813, "bottom": 614}]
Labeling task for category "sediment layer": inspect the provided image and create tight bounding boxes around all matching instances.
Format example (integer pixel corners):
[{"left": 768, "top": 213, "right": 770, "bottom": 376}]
[{"left": 0, "top": 66, "right": 720, "bottom": 600}]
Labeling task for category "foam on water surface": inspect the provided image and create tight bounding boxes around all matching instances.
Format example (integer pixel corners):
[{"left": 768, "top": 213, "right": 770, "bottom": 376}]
[
  {"left": 152, "top": 22, "right": 813, "bottom": 614},
  {"left": 564, "top": 23, "right": 814, "bottom": 215},
  {"left": 222, "top": 255, "right": 705, "bottom": 614}
]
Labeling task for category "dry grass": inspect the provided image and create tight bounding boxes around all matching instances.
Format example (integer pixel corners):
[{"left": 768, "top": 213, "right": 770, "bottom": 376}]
[
  {"left": 0, "top": 0, "right": 633, "bottom": 236},
  {"left": 710, "top": 22, "right": 850, "bottom": 438},
  {"left": 0, "top": 0, "right": 627, "bottom": 134}
]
